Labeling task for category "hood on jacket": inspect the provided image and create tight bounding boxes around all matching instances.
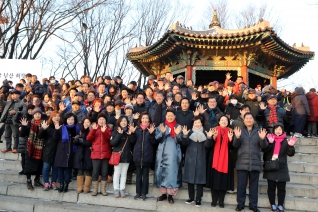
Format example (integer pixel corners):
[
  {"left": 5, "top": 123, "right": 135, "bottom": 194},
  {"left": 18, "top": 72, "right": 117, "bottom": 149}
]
[
  {"left": 295, "top": 87, "right": 305, "bottom": 95},
  {"left": 306, "top": 92, "right": 317, "bottom": 100}
]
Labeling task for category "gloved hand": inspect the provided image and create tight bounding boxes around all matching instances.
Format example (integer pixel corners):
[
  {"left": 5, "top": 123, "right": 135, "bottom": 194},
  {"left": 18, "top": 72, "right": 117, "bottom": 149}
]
[
  {"left": 287, "top": 136, "right": 297, "bottom": 146},
  {"left": 266, "top": 134, "right": 275, "bottom": 143}
]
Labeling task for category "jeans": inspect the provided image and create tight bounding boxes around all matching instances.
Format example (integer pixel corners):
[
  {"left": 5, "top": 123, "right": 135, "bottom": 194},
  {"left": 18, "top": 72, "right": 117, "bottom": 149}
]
[
  {"left": 42, "top": 162, "right": 58, "bottom": 184},
  {"left": 57, "top": 167, "right": 72, "bottom": 183},
  {"left": 237, "top": 170, "right": 260, "bottom": 208},
  {"left": 92, "top": 159, "right": 109, "bottom": 181},
  {"left": 307, "top": 122, "right": 317, "bottom": 135},
  {"left": 136, "top": 166, "right": 150, "bottom": 195},
  {"left": 5, "top": 124, "right": 19, "bottom": 149},
  {"left": 267, "top": 180, "right": 286, "bottom": 206},
  {"left": 113, "top": 163, "right": 129, "bottom": 190}
]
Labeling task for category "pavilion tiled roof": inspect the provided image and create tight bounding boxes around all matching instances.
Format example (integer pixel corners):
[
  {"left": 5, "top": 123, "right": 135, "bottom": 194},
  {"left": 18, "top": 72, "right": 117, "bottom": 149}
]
[{"left": 127, "top": 19, "right": 314, "bottom": 78}]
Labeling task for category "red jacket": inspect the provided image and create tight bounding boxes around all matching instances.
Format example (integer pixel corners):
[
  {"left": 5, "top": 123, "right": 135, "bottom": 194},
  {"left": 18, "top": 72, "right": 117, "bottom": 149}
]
[
  {"left": 86, "top": 125, "right": 112, "bottom": 159},
  {"left": 306, "top": 92, "right": 318, "bottom": 122}
]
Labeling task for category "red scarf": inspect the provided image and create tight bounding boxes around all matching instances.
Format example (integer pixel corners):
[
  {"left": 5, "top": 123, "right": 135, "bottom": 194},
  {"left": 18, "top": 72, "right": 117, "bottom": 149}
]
[
  {"left": 140, "top": 123, "right": 150, "bottom": 131},
  {"left": 273, "top": 133, "right": 286, "bottom": 157},
  {"left": 268, "top": 106, "right": 278, "bottom": 125},
  {"left": 212, "top": 126, "right": 231, "bottom": 174},
  {"left": 164, "top": 119, "right": 177, "bottom": 138}
]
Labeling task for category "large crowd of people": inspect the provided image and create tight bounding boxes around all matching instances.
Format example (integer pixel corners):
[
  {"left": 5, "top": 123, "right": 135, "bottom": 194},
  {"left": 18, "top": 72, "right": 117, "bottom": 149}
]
[{"left": 1, "top": 71, "right": 312, "bottom": 212}]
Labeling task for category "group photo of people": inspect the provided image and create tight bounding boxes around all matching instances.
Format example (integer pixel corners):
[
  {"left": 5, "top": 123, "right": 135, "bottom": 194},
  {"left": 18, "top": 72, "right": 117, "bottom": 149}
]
[{"left": 2, "top": 71, "right": 312, "bottom": 212}]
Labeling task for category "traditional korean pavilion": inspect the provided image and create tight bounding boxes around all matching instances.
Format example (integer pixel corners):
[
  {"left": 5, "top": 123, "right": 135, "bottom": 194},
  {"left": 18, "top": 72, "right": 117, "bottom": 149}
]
[{"left": 127, "top": 10, "right": 314, "bottom": 88}]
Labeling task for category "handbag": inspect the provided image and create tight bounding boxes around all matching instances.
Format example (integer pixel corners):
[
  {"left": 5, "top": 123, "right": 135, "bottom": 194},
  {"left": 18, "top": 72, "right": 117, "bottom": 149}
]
[
  {"left": 264, "top": 159, "right": 280, "bottom": 171},
  {"left": 109, "top": 137, "right": 128, "bottom": 166}
]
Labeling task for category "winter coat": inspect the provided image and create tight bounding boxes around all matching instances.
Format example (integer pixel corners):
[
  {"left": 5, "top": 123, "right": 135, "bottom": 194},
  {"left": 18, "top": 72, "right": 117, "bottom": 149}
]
[
  {"left": 133, "top": 103, "right": 147, "bottom": 114},
  {"left": 86, "top": 125, "right": 112, "bottom": 159},
  {"left": 233, "top": 126, "right": 268, "bottom": 172},
  {"left": 148, "top": 103, "right": 167, "bottom": 126},
  {"left": 292, "top": 87, "right": 310, "bottom": 116},
  {"left": 130, "top": 126, "right": 156, "bottom": 166},
  {"left": 306, "top": 92, "right": 318, "bottom": 122},
  {"left": 73, "top": 128, "right": 93, "bottom": 170},
  {"left": 53, "top": 126, "right": 78, "bottom": 168},
  {"left": 176, "top": 109, "right": 195, "bottom": 129},
  {"left": 62, "top": 109, "right": 85, "bottom": 124},
  {"left": 31, "top": 81, "right": 44, "bottom": 97},
  {"left": 181, "top": 130, "right": 211, "bottom": 184},
  {"left": 244, "top": 98, "right": 259, "bottom": 118},
  {"left": 38, "top": 124, "right": 58, "bottom": 164},
  {"left": 231, "top": 115, "right": 258, "bottom": 129},
  {"left": 256, "top": 106, "right": 286, "bottom": 131},
  {"left": 225, "top": 103, "right": 242, "bottom": 120},
  {"left": 154, "top": 124, "right": 182, "bottom": 188},
  {"left": 203, "top": 107, "right": 224, "bottom": 131},
  {"left": 145, "top": 97, "right": 156, "bottom": 111},
  {"left": 262, "top": 138, "right": 295, "bottom": 182},
  {"left": 0, "top": 98, "right": 27, "bottom": 126},
  {"left": 110, "top": 128, "right": 133, "bottom": 163}
]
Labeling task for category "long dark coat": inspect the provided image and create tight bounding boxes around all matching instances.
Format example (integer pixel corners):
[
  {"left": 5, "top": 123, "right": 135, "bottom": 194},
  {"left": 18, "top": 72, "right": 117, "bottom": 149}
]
[
  {"left": 154, "top": 124, "right": 182, "bottom": 188},
  {"left": 110, "top": 128, "right": 133, "bottom": 163},
  {"left": 181, "top": 130, "right": 210, "bottom": 185},
  {"left": 206, "top": 131, "right": 234, "bottom": 191},
  {"left": 38, "top": 124, "right": 58, "bottom": 164},
  {"left": 262, "top": 138, "right": 295, "bottom": 182},
  {"left": 73, "top": 128, "right": 93, "bottom": 170},
  {"left": 54, "top": 126, "right": 78, "bottom": 168}
]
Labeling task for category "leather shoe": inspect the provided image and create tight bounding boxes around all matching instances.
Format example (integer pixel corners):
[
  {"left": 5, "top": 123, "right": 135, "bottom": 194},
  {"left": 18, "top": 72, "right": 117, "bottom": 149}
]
[
  {"left": 1, "top": 148, "right": 12, "bottom": 153},
  {"left": 249, "top": 206, "right": 260, "bottom": 212},
  {"left": 157, "top": 194, "right": 167, "bottom": 201},
  {"left": 12, "top": 149, "right": 18, "bottom": 153},
  {"left": 236, "top": 205, "right": 244, "bottom": 211},
  {"left": 168, "top": 196, "right": 174, "bottom": 204}
]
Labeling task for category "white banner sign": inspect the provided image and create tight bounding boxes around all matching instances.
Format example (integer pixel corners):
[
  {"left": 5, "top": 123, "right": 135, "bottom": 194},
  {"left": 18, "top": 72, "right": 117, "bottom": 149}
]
[{"left": 0, "top": 59, "right": 42, "bottom": 86}]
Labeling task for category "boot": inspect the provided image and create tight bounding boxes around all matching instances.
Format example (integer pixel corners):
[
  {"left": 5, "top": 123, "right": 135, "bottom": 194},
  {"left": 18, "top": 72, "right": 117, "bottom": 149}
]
[
  {"left": 27, "top": 179, "right": 34, "bottom": 190},
  {"left": 91, "top": 181, "right": 98, "bottom": 196},
  {"left": 63, "top": 182, "right": 69, "bottom": 193},
  {"left": 58, "top": 182, "right": 64, "bottom": 193},
  {"left": 83, "top": 176, "right": 92, "bottom": 193},
  {"left": 101, "top": 180, "right": 108, "bottom": 196},
  {"left": 76, "top": 175, "right": 84, "bottom": 193}
]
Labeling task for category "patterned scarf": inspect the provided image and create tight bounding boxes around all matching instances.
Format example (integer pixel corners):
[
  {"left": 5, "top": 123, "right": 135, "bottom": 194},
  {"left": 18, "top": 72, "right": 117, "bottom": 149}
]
[
  {"left": 189, "top": 127, "right": 206, "bottom": 142},
  {"left": 212, "top": 126, "right": 231, "bottom": 174},
  {"left": 26, "top": 119, "right": 44, "bottom": 160},
  {"left": 164, "top": 119, "right": 177, "bottom": 138},
  {"left": 268, "top": 106, "right": 278, "bottom": 125}
]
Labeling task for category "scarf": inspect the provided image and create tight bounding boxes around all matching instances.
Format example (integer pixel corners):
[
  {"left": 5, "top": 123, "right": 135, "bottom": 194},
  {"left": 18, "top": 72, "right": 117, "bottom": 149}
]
[
  {"left": 153, "top": 103, "right": 163, "bottom": 127},
  {"left": 272, "top": 133, "right": 286, "bottom": 159},
  {"left": 26, "top": 119, "right": 44, "bottom": 159},
  {"left": 208, "top": 107, "right": 218, "bottom": 127},
  {"left": 189, "top": 127, "right": 206, "bottom": 142},
  {"left": 268, "top": 106, "right": 278, "bottom": 125},
  {"left": 140, "top": 123, "right": 150, "bottom": 131},
  {"left": 164, "top": 119, "right": 177, "bottom": 138},
  {"left": 61, "top": 124, "right": 80, "bottom": 153},
  {"left": 212, "top": 126, "right": 231, "bottom": 174}
]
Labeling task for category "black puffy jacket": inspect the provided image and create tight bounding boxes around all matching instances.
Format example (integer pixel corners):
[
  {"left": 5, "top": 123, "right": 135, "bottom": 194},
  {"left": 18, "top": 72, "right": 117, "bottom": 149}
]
[
  {"left": 110, "top": 128, "right": 133, "bottom": 163},
  {"left": 38, "top": 124, "right": 58, "bottom": 164},
  {"left": 129, "top": 126, "right": 156, "bottom": 166}
]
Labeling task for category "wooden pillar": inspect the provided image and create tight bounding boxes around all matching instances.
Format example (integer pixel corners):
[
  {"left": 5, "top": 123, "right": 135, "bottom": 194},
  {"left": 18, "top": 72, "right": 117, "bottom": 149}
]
[
  {"left": 271, "top": 76, "right": 277, "bottom": 89},
  {"left": 186, "top": 65, "right": 193, "bottom": 80},
  {"left": 241, "top": 65, "right": 248, "bottom": 85}
]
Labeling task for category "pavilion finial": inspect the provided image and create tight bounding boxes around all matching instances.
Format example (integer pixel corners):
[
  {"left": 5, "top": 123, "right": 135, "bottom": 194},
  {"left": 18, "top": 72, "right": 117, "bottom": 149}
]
[{"left": 209, "top": 9, "right": 220, "bottom": 28}]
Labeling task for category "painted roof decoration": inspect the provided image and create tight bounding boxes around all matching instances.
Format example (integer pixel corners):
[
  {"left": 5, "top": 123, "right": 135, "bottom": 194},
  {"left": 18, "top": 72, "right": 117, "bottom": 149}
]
[{"left": 127, "top": 10, "right": 314, "bottom": 79}]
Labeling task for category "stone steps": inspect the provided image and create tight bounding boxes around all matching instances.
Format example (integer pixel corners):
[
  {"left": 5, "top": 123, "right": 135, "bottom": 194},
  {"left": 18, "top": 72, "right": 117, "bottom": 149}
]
[
  {"left": 295, "top": 145, "right": 318, "bottom": 154},
  {"left": 0, "top": 194, "right": 139, "bottom": 212},
  {"left": 288, "top": 153, "right": 318, "bottom": 163},
  {"left": 0, "top": 182, "right": 316, "bottom": 211}
]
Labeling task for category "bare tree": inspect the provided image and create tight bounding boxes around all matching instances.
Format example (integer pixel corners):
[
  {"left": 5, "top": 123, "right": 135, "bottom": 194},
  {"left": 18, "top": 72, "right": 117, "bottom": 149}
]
[
  {"left": 234, "top": 2, "right": 283, "bottom": 34},
  {"left": 0, "top": 0, "right": 106, "bottom": 59},
  {"left": 55, "top": 0, "right": 137, "bottom": 82},
  {"left": 201, "top": 0, "right": 231, "bottom": 29}
]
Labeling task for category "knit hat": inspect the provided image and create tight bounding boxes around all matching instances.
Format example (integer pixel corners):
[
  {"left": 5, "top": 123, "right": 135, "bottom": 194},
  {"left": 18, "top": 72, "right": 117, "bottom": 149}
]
[
  {"left": 124, "top": 104, "right": 133, "bottom": 111},
  {"left": 227, "top": 81, "right": 235, "bottom": 87},
  {"left": 32, "top": 108, "right": 42, "bottom": 116}
]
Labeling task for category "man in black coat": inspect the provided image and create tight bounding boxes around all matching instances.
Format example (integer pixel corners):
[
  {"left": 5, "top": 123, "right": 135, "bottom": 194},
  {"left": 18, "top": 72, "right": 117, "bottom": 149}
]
[
  {"left": 133, "top": 93, "right": 147, "bottom": 114},
  {"left": 30, "top": 75, "right": 44, "bottom": 98},
  {"left": 148, "top": 91, "right": 167, "bottom": 127}
]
